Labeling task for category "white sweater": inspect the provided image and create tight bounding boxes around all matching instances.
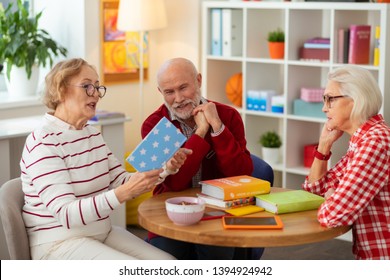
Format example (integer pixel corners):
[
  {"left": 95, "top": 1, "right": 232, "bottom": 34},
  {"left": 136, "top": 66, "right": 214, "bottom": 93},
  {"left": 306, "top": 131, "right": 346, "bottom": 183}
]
[{"left": 20, "top": 113, "right": 131, "bottom": 246}]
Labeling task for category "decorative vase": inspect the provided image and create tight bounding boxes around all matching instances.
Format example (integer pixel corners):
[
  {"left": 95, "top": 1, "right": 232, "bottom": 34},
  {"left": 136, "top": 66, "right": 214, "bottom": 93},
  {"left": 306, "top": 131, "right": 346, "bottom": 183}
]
[
  {"left": 262, "top": 147, "right": 280, "bottom": 165},
  {"left": 268, "top": 42, "right": 285, "bottom": 59},
  {"left": 4, "top": 64, "right": 39, "bottom": 97}
]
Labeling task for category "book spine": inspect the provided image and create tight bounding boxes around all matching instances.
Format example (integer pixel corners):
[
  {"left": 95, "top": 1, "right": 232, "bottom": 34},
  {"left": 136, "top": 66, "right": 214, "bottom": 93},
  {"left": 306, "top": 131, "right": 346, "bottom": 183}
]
[
  {"left": 211, "top": 8, "right": 222, "bottom": 56},
  {"left": 222, "top": 9, "right": 243, "bottom": 57},
  {"left": 343, "top": 29, "right": 350, "bottom": 64},
  {"left": 305, "top": 38, "right": 330, "bottom": 44},
  {"left": 348, "top": 25, "right": 371, "bottom": 64},
  {"left": 374, "top": 26, "right": 380, "bottom": 66},
  {"left": 225, "top": 197, "right": 255, "bottom": 208},
  {"left": 303, "top": 43, "right": 330, "bottom": 49},
  {"left": 337, "top": 29, "right": 345, "bottom": 63}
]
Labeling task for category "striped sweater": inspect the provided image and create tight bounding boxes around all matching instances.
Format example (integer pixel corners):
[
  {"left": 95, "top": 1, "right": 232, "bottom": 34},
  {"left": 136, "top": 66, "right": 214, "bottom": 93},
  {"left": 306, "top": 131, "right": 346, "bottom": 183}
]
[{"left": 20, "top": 113, "right": 131, "bottom": 246}]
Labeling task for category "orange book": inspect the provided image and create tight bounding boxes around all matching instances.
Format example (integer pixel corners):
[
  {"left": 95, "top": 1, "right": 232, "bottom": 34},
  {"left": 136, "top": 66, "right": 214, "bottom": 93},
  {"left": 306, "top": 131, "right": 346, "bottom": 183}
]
[{"left": 200, "top": 175, "right": 271, "bottom": 200}]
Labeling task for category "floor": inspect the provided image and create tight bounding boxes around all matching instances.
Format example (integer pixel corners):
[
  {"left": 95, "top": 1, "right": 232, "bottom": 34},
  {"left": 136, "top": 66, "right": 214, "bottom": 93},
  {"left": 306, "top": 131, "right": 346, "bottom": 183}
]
[{"left": 127, "top": 225, "right": 355, "bottom": 260}]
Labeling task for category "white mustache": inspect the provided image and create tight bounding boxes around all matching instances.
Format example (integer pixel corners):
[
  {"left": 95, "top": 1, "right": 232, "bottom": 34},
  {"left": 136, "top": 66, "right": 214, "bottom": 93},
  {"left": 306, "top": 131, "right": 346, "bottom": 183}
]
[{"left": 173, "top": 100, "right": 196, "bottom": 109}]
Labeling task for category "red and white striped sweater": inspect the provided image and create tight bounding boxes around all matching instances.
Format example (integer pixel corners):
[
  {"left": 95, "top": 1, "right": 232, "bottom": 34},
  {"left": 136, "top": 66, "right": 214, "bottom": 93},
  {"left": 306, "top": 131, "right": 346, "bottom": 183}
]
[{"left": 20, "top": 113, "right": 131, "bottom": 246}]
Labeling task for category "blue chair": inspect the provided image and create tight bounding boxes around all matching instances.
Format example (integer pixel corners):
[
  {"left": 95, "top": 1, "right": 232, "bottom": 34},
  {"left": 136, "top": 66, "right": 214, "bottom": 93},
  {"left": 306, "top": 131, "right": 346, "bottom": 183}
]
[
  {"left": 250, "top": 154, "right": 274, "bottom": 186},
  {"left": 233, "top": 154, "right": 274, "bottom": 260}
]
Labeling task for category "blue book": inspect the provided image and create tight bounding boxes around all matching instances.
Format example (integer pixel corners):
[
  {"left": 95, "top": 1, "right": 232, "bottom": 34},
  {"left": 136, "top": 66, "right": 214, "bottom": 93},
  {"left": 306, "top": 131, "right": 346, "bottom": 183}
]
[
  {"left": 303, "top": 43, "right": 331, "bottom": 49},
  {"left": 126, "top": 117, "right": 186, "bottom": 172}
]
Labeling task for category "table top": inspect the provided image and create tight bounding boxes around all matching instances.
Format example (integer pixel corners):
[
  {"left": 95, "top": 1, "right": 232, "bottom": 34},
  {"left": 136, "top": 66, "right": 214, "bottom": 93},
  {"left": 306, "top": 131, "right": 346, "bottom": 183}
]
[{"left": 138, "top": 187, "right": 351, "bottom": 248}]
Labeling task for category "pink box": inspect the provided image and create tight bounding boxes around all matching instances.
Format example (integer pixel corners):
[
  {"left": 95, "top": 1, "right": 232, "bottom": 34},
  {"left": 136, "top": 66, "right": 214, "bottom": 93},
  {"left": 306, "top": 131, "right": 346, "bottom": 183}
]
[{"left": 300, "top": 87, "right": 324, "bottom": 103}]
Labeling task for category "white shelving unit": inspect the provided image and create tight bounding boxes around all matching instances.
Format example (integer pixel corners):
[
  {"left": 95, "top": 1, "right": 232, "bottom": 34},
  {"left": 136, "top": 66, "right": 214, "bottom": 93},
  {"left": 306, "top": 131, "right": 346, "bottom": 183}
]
[{"left": 202, "top": 1, "right": 390, "bottom": 189}]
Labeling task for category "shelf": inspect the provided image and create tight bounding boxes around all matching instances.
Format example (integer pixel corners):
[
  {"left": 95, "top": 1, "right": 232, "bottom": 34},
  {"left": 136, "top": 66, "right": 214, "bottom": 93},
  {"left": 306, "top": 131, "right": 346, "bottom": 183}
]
[{"left": 202, "top": 1, "right": 390, "bottom": 187}]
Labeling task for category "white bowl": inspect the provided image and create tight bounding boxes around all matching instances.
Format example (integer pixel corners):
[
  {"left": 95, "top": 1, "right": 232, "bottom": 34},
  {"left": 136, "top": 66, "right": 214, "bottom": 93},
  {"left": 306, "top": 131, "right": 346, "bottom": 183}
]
[{"left": 165, "top": 196, "right": 205, "bottom": 226}]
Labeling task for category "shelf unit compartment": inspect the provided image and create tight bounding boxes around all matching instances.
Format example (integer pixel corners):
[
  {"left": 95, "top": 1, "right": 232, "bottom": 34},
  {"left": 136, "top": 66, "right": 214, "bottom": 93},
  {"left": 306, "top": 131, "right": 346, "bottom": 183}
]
[
  {"left": 285, "top": 119, "right": 322, "bottom": 170},
  {"left": 246, "top": 8, "right": 285, "bottom": 59},
  {"left": 204, "top": 59, "right": 242, "bottom": 106},
  {"left": 288, "top": 9, "right": 331, "bottom": 61},
  {"left": 333, "top": 10, "right": 381, "bottom": 65},
  {"left": 245, "top": 62, "right": 284, "bottom": 105},
  {"left": 244, "top": 114, "right": 283, "bottom": 162},
  {"left": 287, "top": 65, "right": 328, "bottom": 117}
]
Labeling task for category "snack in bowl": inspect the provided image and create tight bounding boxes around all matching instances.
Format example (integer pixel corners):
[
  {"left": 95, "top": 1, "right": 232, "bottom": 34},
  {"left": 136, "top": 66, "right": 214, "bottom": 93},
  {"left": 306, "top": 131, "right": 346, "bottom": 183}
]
[{"left": 165, "top": 196, "right": 206, "bottom": 226}]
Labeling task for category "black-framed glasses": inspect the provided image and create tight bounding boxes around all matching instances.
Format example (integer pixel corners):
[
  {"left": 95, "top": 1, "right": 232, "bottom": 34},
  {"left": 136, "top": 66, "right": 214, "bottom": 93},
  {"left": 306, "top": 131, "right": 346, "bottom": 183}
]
[
  {"left": 322, "top": 95, "right": 346, "bottom": 108},
  {"left": 69, "top": 84, "right": 107, "bottom": 98}
]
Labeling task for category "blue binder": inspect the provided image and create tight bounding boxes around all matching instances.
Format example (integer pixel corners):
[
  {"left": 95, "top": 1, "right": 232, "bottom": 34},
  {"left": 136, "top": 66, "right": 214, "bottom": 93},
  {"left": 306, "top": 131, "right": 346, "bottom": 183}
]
[{"left": 211, "top": 8, "right": 222, "bottom": 56}]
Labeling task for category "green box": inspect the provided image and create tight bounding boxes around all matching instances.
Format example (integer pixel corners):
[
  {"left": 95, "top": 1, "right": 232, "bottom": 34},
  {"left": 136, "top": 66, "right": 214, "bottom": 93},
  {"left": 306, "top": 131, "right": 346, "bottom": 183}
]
[{"left": 293, "top": 99, "right": 325, "bottom": 118}]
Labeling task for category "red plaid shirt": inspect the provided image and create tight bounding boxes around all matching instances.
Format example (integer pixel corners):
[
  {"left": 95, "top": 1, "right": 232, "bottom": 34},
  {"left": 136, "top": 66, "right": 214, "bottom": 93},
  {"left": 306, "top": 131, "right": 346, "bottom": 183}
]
[{"left": 303, "top": 114, "right": 390, "bottom": 259}]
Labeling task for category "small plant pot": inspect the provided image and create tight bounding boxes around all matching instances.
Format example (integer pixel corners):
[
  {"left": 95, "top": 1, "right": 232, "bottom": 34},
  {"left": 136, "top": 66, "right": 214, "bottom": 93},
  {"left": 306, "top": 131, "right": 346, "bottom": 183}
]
[
  {"left": 268, "top": 42, "right": 285, "bottom": 59},
  {"left": 262, "top": 147, "right": 280, "bottom": 165}
]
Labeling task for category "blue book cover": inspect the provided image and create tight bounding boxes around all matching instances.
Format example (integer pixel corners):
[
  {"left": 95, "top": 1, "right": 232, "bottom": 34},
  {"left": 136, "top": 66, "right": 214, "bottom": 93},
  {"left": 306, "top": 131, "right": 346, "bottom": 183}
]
[{"left": 126, "top": 117, "right": 186, "bottom": 172}]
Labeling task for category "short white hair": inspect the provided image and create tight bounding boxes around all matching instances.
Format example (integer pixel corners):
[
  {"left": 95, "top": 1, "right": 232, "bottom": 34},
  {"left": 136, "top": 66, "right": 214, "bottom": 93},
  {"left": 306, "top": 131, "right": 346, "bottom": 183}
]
[{"left": 328, "top": 65, "right": 382, "bottom": 125}]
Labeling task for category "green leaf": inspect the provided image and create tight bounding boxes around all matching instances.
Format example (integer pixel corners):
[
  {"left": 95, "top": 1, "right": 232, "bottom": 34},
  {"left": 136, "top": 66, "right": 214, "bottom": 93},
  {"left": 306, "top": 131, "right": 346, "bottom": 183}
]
[{"left": 0, "top": 0, "right": 68, "bottom": 80}]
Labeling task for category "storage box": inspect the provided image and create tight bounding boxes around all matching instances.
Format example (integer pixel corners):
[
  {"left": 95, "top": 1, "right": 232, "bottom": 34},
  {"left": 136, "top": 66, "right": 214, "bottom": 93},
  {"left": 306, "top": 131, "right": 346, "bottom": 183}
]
[
  {"left": 271, "top": 95, "right": 285, "bottom": 113},
  {"left": 246, "top": 90, "right": 276, "bottom": 112},
  {"left": 300, "top": 87, "right": 324, "bottom": 103},
  {"left": 304, "top": 143, "right": 318, "bottom": 168},
  {"left": 299, "top": 47, "right": 330, "bottom": 62},
  {"left": 293, "top": 99, "right": 324, "bottom": 118}
]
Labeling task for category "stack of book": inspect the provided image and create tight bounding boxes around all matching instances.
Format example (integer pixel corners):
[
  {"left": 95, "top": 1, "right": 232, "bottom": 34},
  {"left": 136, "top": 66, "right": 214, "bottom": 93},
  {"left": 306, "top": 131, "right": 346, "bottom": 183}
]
[
  {"left": 197, "top": 175, "right": 271, "bottom": 210},
  {"left": 338, "top": 25, "right": 371, "bottom": 64},
  {"left": 299, "top": 37, "right": 330, "bottom": 62}
]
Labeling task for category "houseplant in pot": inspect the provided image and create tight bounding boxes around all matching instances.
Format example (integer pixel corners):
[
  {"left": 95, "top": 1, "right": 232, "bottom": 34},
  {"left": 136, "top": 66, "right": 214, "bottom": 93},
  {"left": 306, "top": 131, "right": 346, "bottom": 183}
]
[
  {"left": 259, "top": 130, "right": 282, "bottom": 164},
  {"left": 267, "top": 28, "right": 285, "bottom": 59},
  {"left": 0, "top": 0, "right": 67, "bottom": 97}
]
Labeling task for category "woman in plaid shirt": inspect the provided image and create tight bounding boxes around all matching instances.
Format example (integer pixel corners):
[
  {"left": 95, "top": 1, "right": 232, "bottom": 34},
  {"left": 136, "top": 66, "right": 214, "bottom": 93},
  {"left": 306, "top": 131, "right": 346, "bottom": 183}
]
[{"left": 303, "top": 65, "right": 390, "bottom": 260}]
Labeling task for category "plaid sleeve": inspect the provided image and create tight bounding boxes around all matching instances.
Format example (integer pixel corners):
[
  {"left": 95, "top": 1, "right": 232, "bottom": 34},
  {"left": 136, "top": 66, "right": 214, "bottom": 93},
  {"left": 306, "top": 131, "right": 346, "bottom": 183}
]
[{"left": 317, "top": 134, "right": 389, "bottom": 227}]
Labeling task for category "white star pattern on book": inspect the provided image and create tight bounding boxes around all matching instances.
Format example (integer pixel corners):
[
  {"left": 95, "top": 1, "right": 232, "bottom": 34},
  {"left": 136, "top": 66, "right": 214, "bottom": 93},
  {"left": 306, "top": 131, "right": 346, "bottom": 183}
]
[{"left": 126, "top": 117, "right": 187, "bottom": 171}]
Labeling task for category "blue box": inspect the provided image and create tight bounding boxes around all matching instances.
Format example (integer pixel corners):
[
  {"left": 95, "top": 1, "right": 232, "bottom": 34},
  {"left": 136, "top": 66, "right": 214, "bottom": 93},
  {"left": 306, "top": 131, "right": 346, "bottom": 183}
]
[
  {"left": 293, "top": 99, "right": 325, "bottom": 118},
  {"left": 246, "top": 90, "right": 276, "bottom": 112}
]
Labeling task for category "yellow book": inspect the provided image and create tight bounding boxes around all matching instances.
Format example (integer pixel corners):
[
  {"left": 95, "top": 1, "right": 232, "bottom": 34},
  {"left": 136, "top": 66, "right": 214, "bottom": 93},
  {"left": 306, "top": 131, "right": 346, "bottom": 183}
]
[
  {"left": 374, "top": 26, "right": 380, "bottom": 66},
  {"left": 225, "top": 205, "right": 264, "bottom": 216}
]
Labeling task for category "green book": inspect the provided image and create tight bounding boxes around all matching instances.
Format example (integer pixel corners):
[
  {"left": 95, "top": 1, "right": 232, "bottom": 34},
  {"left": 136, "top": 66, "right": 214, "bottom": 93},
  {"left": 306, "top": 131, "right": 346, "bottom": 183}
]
[{"left": 255, "top": 190, "right": 325, "bottom": 214}]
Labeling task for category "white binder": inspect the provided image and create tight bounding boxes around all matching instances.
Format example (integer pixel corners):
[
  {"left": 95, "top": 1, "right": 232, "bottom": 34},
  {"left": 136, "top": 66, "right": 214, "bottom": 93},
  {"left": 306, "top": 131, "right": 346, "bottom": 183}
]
[{"left": 222, "top": 9, "right": 243, "bottom": 57}]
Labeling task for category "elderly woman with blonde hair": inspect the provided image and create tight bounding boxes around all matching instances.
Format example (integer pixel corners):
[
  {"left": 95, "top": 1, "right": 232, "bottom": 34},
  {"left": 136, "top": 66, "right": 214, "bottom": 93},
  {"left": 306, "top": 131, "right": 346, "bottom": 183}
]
[{"left": 21, "top": 58, "right": 191, "bottom": 260}]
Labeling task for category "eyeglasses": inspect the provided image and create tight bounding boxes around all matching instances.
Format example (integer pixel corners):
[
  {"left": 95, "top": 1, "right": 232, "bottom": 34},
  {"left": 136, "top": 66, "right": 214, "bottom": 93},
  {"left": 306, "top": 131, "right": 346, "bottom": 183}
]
[
  {"left": 69, "top": 84, "right": 107, "bottom": 98},
  {"left": 322, "top": 95, "right": 346, "bottom": 108}
]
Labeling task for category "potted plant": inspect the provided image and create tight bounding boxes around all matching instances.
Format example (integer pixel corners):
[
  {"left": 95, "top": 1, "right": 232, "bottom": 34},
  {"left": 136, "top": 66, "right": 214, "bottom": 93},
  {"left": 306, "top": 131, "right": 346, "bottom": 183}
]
[
  {"left": 0, "top": 0, "right": 67, "bottom": 96},
  {"left": 259, "top": 131, "right": 282, "bottom": 164},
  {"left": 267, "top": 28, "right": 285, "bottom": 59}
]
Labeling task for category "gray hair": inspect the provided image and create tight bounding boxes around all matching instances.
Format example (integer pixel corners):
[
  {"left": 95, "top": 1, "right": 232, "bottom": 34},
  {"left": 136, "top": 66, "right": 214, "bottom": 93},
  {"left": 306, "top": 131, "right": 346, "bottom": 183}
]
[{"left": 328, "top": 65, "right": 382, "bottom": 125}]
